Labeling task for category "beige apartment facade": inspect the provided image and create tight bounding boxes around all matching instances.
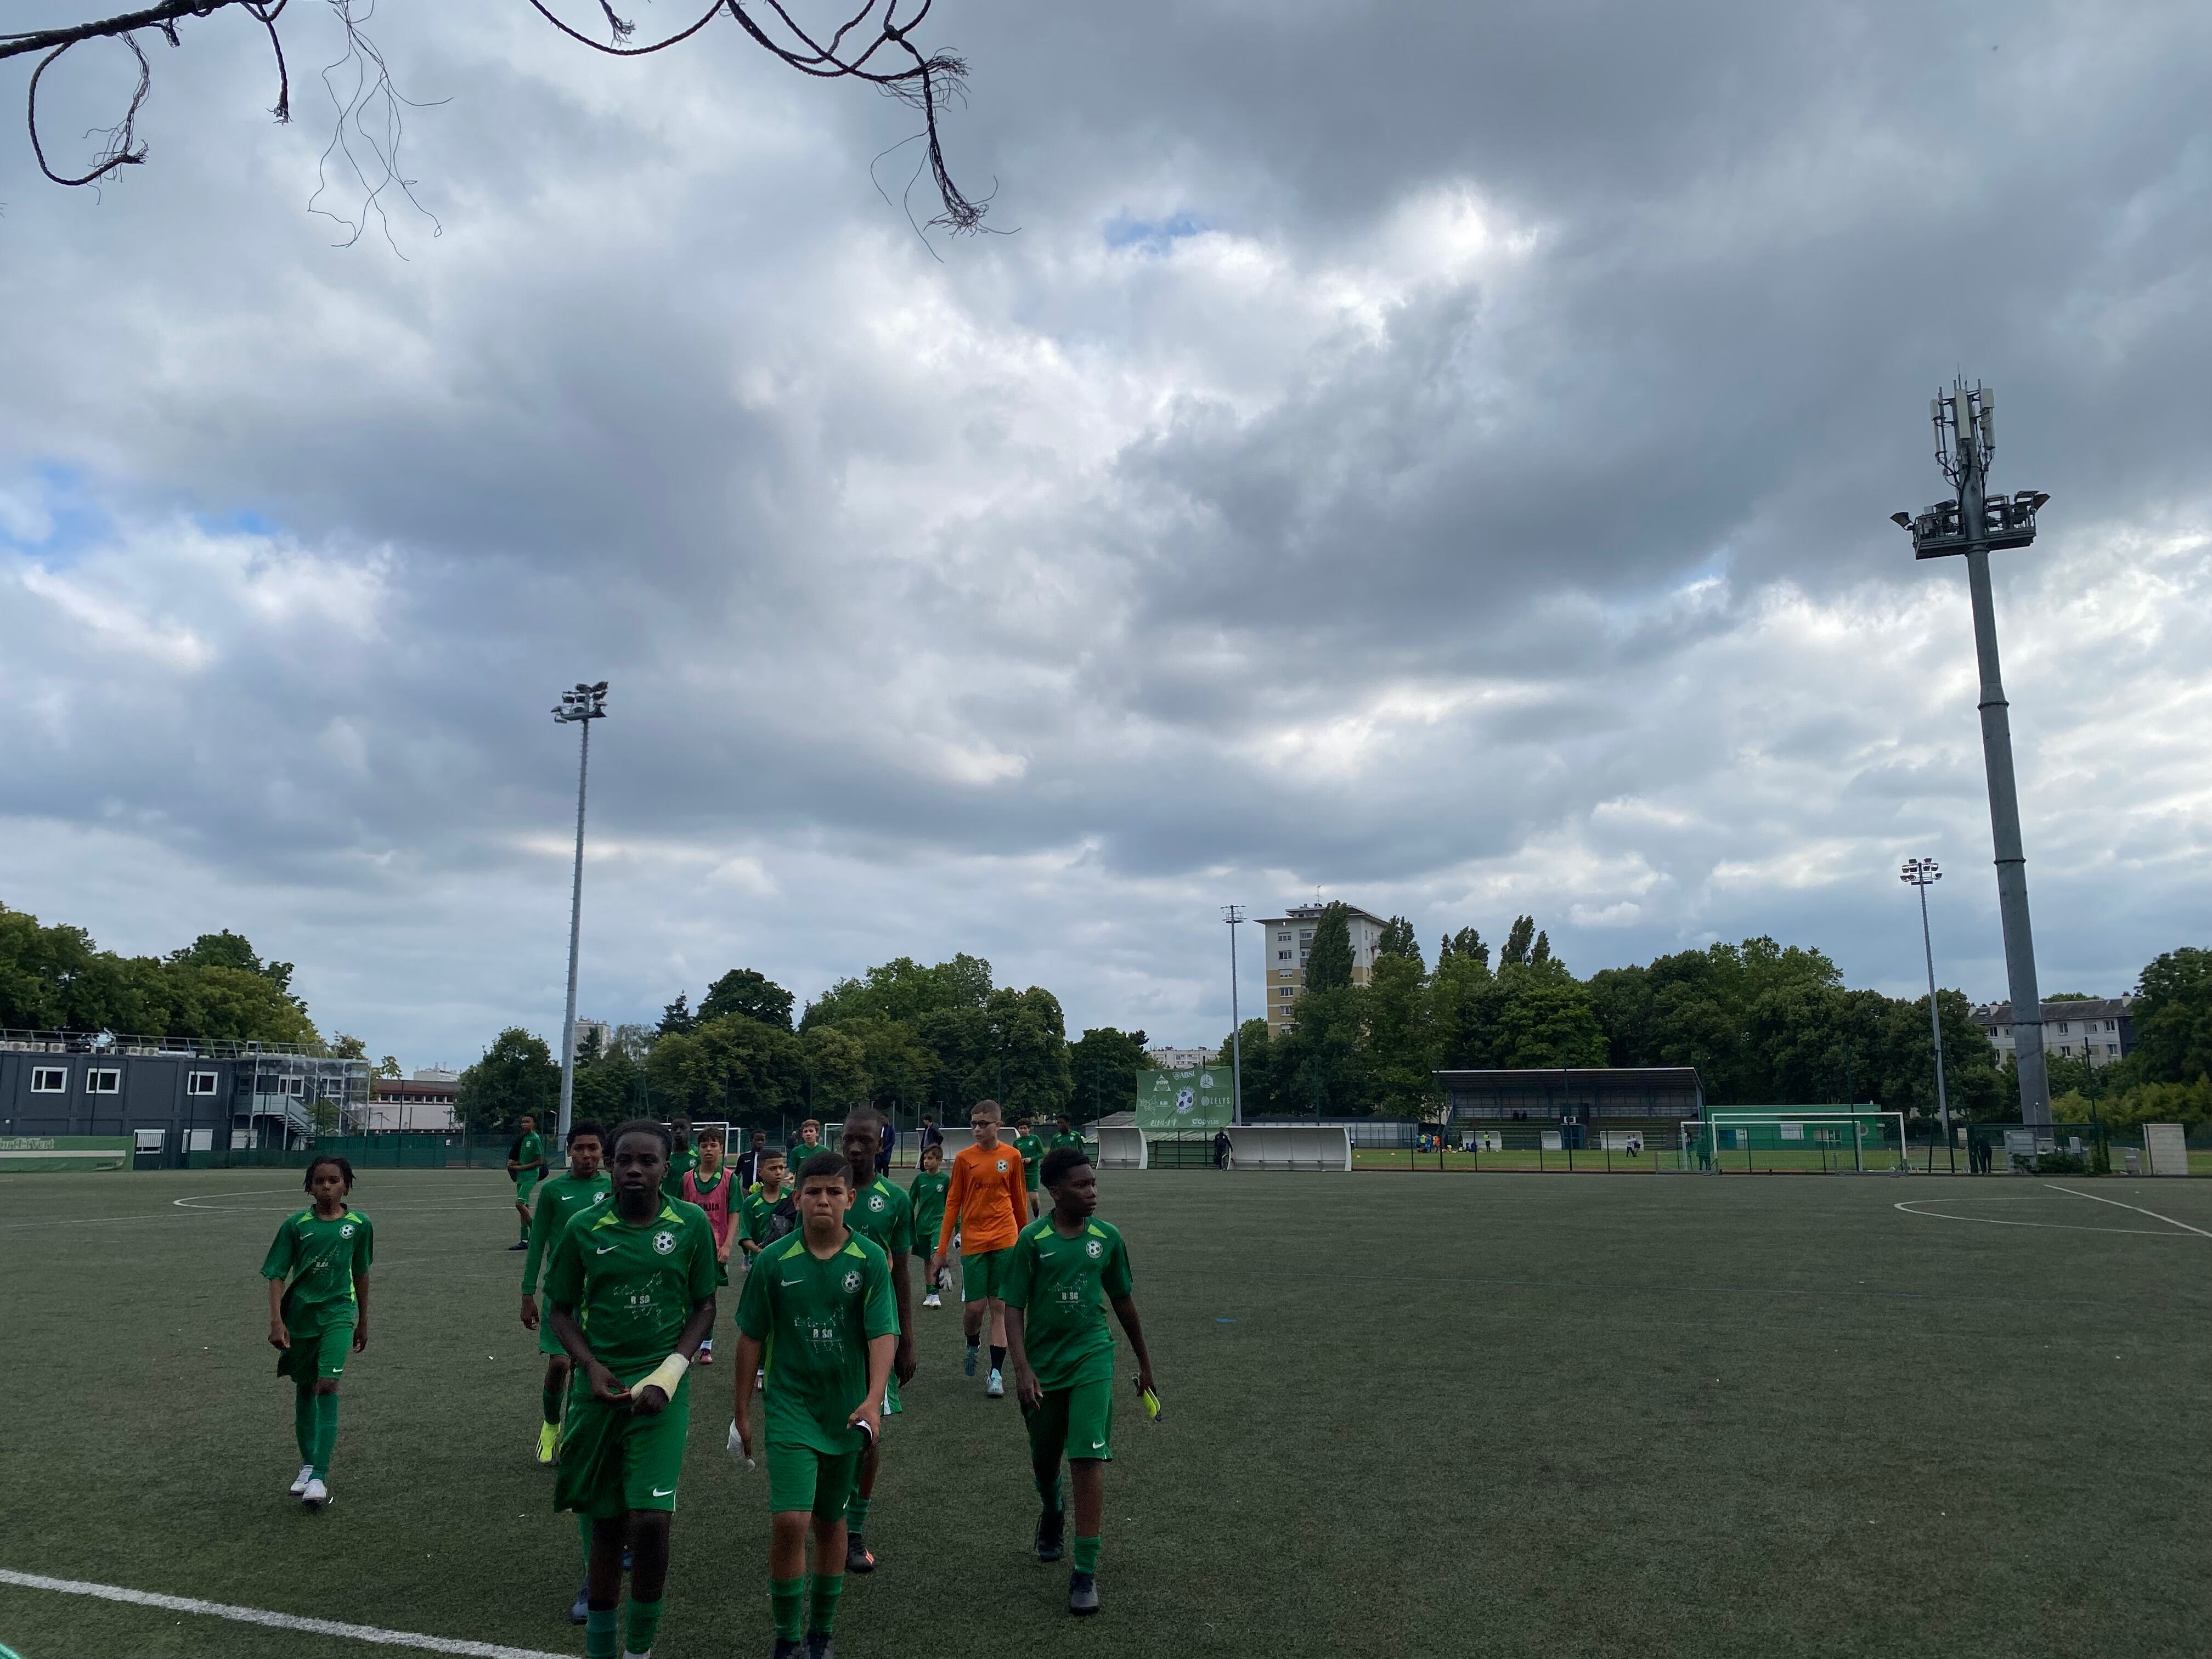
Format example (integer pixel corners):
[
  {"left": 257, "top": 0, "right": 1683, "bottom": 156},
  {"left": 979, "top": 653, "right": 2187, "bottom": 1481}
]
[{"left": 1256, "top": 903, "right": 1389, "bottom": 1035}]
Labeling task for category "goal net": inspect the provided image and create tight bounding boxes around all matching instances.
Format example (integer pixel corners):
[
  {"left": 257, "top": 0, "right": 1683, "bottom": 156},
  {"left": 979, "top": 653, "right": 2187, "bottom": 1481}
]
[{"left": 1677, "top": 1110, "right": 1908, "bottom": 1174}]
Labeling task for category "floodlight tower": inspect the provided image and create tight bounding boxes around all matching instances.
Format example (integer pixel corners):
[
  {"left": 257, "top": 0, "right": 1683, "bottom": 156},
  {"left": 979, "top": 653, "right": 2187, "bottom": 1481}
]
[
  {"left": 1892, "top": 380, "right": 2052, "bottom": 1128},
  {"left": 1221, "top": 905, "right": 1246, "bottom": 1126},
  {"left": 551, "top": 680, "right": 610, "bottom": 1142},
  {"left": 1900, "top": 858, "right": 1953, "bottom": 1172}
]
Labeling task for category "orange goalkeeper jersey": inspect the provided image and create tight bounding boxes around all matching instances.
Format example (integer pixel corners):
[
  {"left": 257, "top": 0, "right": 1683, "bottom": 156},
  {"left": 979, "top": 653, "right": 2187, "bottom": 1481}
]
[{"left": 937, "top": 1140, "right": 1027, "bottom": 1257}]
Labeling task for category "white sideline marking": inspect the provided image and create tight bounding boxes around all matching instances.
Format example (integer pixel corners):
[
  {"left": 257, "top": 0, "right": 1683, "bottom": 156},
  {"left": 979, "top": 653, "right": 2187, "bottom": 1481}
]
[
  {"left": 0, "top": 1569, "right": 568, "bottom": 1659},
  {"left": 2049, "top": 1184, "right": 2212, "bottom": 1238},
  {"left": 1893, "top": 1197, "right": 2208, "bottom": 1237}
]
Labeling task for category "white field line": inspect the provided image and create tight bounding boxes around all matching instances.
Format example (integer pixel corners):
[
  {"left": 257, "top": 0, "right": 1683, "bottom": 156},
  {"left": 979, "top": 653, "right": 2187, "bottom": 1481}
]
[
  {"left": 2048, "top": 1184, "right": 2212, "bottom": 1238},
  {"left": 1893, "top": 1198, "right": 2209, "bottom": 1237},
  {"left": 0, "top": 1569, "right": 567, "bottom": 1659}
]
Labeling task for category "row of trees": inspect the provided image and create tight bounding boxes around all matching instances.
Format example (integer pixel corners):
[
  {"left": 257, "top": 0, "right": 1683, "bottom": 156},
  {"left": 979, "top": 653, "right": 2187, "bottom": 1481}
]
[
  {"left": 0, "top": 903, "right": 326, "bottom": 1048},
  {"left": 453, "top": 915, "right": 2212, "bottom": 1135},
  {"left": 459, "top": 953, "right": 1093, "bottom": 1134}
]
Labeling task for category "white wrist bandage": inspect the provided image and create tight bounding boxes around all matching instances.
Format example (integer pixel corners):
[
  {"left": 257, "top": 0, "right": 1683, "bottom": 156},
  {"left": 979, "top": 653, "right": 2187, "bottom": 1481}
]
[{"left": 640, "top": 1353, "right": 690, "bottom": 1397}]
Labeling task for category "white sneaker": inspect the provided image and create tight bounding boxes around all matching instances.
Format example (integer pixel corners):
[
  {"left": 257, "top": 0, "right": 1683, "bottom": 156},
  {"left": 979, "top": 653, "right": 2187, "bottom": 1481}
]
[
  {"left": 986, "top": 1368, "right": 1005, "bottom": 1399},
  {"left": 301, "top": 1477, "right": 330, "bottom": 1510},
  {"left": 288, "top": 1464, "right": 314, "bottom": 1497},
  {"left": 923, "top": 1291, "right": 941, "bottom": 1309}
]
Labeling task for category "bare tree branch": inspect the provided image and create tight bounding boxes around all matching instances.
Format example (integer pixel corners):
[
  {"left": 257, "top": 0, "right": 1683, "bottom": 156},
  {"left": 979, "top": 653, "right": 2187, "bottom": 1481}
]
[{"left": 4, "top": 0, "right": 989, "bottom": 235}]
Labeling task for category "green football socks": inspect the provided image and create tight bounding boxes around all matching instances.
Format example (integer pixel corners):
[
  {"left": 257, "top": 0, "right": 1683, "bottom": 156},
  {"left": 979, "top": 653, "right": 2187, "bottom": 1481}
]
[
  {"left": 311, "top": 1392, "right": 340, "bottom": 1477},
  {"left": 293, "top": 1387, "right": 315, "bottom": 1463},
  {"left": 771, "top": 1577, "right": 806, "bottom": 1641},
  {"left": 1074, "top": 1536, "right": 1101, "bottom": 1574},
  {"left": 623, "top": 1595, "right": 663, "bottom": 1656},
  {"left": 542, "top": 1383, "right": 565, "bottom": 1425},
  {"left": 584, "top": 1605, "right": 618, "bottom": 1659},
  {"left": 808, "top": 1573, "right": 844, "bottom": 1636},
  {"left": 845, "top": 1495, "right": 871, "bottom": 1533}
]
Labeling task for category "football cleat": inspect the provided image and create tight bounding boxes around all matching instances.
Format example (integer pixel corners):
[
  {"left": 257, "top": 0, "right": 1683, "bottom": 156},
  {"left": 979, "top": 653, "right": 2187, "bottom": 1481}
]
[
  {"left": 964, "top": 1346, "right": 978, "bottom": 1378},
  {"left": 537, "top": 1421, "right": 560, "bottom": 1465},
  {"left": 986, "top": 1368, "right": 1005, "bottom": 1399},
  {"left": 288, "top": 1464, "right": 314, "bottom": 1497},
  {"left": 1068, "top": 1571, "right": 1099, "bottom": 1616},
  {"left": 301, "top": 1478, "right": 330, "bottom": 1510},
  {"left": 804, "top": 1634, "right": 835, "bottom": 1659},
  {"left": 922, "top": 1291, "right": 941, "bottom": 1309},
  {"left": 569, "top": 1587, "right": 589, "bottom": 1625},
  {"left": 771, "top": 1643, "right": 802, "bottom": 1659},
  {"left": 1035, "top": 1508, "right": 1065, "bottom": 1562},
  {"left": 845, "top": 1531, "right": 876, "bottom": 1574}
]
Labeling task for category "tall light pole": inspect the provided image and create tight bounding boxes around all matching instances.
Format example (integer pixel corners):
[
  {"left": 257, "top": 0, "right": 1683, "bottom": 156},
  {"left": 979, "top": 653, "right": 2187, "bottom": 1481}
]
[
  {"left": 1221, "top": 905, "right": 1245, "bottom": 1126},
  {"left": 551, "top": 680, "right": 609, "bottom": 1142},
  {"left": 1894, "top": 380, "right": 2053, "bottom": 1129},
  {"left": 1901, "top": 858, "right": 1954, "bottom": 1173}
]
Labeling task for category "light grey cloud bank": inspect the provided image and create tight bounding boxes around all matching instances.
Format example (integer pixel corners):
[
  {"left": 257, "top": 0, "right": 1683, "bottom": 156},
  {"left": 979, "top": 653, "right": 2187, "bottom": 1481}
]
[{"left": 2, "top": 0, "right": 2207, "bottom": 1060}]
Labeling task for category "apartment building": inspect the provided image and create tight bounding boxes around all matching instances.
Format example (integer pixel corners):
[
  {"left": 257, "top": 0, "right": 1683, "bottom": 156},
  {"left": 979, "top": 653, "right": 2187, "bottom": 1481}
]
[
  {"left": 1255, "top": 903, "right": 1389, "bottom": 1035},
  {"left": 1969, "top": 996, "right": 2135, "bottom": 1068}
]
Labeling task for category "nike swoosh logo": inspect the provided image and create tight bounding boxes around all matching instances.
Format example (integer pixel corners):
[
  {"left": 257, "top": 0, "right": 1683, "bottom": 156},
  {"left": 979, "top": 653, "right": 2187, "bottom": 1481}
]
[
  {"left": 651, "top": 1486, "right": 675, "bottom": 1497},
  {"left": 595, "top": 1245, "right": 617, "bottom": 1255},
  {"left": 1092, "top": 1440, "right": 1105, "bottom": 1449},
  {"left": 780, "top": 1278, "right": 801, "bottom": 1285}
]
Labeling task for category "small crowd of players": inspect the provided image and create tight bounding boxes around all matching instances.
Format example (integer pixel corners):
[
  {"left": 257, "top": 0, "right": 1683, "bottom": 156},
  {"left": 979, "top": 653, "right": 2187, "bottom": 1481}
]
[{"left": 258, "top": 1099, "right": 1158, "bottom": 1658}]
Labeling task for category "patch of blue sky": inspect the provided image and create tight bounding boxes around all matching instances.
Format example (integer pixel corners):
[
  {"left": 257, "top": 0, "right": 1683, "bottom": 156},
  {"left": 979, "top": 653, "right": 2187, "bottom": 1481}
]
[
  {"left": 0, "top": 462, "right": 111, "bottom": 568},
  {"left": 1103, "top": 211, "right": 1212, "bottom": 256}
]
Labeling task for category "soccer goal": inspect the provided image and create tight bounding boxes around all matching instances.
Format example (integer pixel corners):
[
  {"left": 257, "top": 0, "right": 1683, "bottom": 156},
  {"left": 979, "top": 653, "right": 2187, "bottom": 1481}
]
[{"left": 1678, "top": 1110, "right": 1909, "bottom": 1175}]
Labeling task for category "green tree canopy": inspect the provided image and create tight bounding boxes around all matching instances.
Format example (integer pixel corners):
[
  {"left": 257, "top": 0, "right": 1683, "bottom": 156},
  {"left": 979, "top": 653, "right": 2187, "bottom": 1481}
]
[
  {"left": 699, "top": 968, "right": 795, "bottom": 1031},
  {"left": 1069, "top": 1026, "right": 1152, "bottom": 1120},
  {"left": 802, "top": 952, "right": 994, "bottom": 1028},
  {"left": 459, "top": 1029, "right": 560, "bottom": 1134},
  {"left": 1304, "top": 904, "right": 1355, "bottom": 992},
  {"left": 1376, "top": 916, "right": 1424, "bottom": 969},
  {"left": 2131, "top": 947, "right": 2212, "bottom": 1084}
]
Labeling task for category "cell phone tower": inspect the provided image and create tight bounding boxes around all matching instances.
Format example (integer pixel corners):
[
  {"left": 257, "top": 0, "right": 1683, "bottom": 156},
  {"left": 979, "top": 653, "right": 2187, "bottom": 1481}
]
[{"left": 1891, "top": 381, "right": 2052, "bottom": 1128}]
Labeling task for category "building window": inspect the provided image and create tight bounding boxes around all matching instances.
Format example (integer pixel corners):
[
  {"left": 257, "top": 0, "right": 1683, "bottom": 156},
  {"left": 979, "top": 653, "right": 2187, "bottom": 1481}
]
[
  {"left": 1276, "top": 933, "right": 1290, "bottom": 943},
  {"left": 2056, "top": 1021, "right": 2069, "bottom": 1034},
  {"left": 31, "top": 1067, "right": 66, "bottom": 1092},
  {"left": 87, "top": 1069, "right": 121, "bottom": 1094},
  {"left": 187, "top": 1071, "right": 219, "bottom": 1096},
  {"left": 2106, "top": 1044, "right": 2118, "bottom": 1055},
  {"left": 2104, "top": 1020, "right": 2116, "bottom": 1031},
  {"left": 1299, "top": 931, "right": 1314, "bottom": 941},
  {"left": 1278, "top": 987, "right": 1294, "bottom": 998},
  {"left": 134, "top": 1128, "right": 166, "bottom": 1152},
  {"left": 1276, "top": 950, "right": 1291, "bottom": 961},
  {"left": 285, "top": 1077, "right": 307, "bottom": 1098}
]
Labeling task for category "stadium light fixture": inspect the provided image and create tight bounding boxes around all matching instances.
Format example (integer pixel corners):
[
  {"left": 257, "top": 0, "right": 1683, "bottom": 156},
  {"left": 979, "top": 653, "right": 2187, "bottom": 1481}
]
[
  {"left": 1900, "top": 858, "right": 1954, "bottom": 1173},
  {"left": 551, "top": 679, "right": 610, "bottom": 1141},
  {"left": 1221, "top": 905, "right": 1246, "bottom": 1127},
  {"left": 1897, "top": 379, "right": 2052, "bottom": 1130}
]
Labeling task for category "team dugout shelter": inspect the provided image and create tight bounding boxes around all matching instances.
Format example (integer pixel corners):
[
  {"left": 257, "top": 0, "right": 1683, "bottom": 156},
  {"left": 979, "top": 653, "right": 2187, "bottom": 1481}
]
[{"left": 1435, "top": 1066, "right": 1706, "bottom": 1150}]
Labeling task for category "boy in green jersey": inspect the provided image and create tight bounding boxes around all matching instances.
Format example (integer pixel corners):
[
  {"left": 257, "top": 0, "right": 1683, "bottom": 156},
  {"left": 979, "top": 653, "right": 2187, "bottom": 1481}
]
[
  {"left": 906, "top": 1143, "right": 950, "bottom": 1308},
  {"left": 664, "top": 1118, "right": 696, "bottom": 1192},
  {"left": 1012, "top": 1114, "right": 1046, "bottom": 1219},
  {"left": 521, "top": 1123, "right": 611, "bottom": 1455},
  {"left": 509, "top": 1113, "right": 548, "bottom": 1248},
  {"left": 837, "top": 1108, "right": 918, "bottom": 1574},
  {"left": 546, "top": 1120, "right": 718, "bottom": 1659},
  {"left": 731, "top": 1151, "right": 898, "bottom": 1659},
  {"left": 1048, "top": 1113, "right": 1086, "bottom": 1157},
  {"left": 1005, "top": 1146, "right": 1156, "bottom": 1617},
  {"left": 261, "top": 1155, "right": 373, "bottom": 1511},
  {"left": 738, "top": 1148, "right": 792, "bottom": 1266}
]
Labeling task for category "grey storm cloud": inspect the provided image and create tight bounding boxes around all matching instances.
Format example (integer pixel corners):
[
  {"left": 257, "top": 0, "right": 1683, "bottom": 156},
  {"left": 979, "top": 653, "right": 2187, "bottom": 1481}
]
[{"left": 1, "top": 0, "right": 2207, "bottom": 1060}]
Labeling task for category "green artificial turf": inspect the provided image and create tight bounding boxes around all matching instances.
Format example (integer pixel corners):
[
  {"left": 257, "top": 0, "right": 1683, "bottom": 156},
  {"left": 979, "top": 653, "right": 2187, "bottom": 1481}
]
[{"left": 2, "top": 1169, "right": 2207, "bottom": 1659}]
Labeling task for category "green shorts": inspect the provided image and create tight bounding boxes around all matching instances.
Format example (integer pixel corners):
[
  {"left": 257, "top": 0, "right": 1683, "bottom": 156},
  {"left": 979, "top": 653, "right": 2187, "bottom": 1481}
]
[
  {"left": 766, "top": 1442, "right": 860, "bottom": 1519},
  {"left": 516, "top": 1171, "right": 542, "bottom": 1204},
  {"left": 962, "top": 1246, "right": 1012, "bottom": 1302},
  {"left": 554, "top": 1375, "right": 691, "bottom": 1518},
  {"left": 1023, "top": 1374, "right": 1114, "bottom": 1466},
  {"left": 276, "top": 1313, "right": 355, "bottom": 1384},
  {"left": 537, "top": 1293, "right": 565, "bottom": 1357}
]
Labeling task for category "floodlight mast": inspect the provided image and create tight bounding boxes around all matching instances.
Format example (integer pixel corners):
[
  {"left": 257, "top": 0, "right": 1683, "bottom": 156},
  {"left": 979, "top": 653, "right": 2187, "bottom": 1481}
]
[
  {"left": 551, "top": 681, "right": 610, "bottom": 1143},
  {"left": 1222, "top": 905, "right": 1246, "bottom": 1127},
  {"left": 1900, "top": 859, "right": 1954, "bottom": 1172},
  {"left": 1894, "top": 380, "right": 2051, "bottom": 1128}
]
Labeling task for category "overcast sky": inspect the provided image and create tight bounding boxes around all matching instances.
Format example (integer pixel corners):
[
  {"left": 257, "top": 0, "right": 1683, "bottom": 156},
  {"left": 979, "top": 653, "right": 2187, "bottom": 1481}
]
[{"left": 2, "top": 1, "right": 2207, "bottom": 1065}]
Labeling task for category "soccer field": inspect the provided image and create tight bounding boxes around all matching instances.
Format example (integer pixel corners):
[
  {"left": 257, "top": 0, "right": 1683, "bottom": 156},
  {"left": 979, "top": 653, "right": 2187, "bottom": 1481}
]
[{"left": 3, "top": 1169, "right": 2208, "bottom": 1659}]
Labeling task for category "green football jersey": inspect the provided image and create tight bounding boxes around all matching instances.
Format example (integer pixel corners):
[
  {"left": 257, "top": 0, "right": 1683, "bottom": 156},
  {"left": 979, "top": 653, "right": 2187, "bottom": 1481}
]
[
  {"left": 1048, "top": 1131, "right": 1086, "bottom": 1154},
  {"left": 522, "top": 1168, "right": 613, "bottom": 1295},
  {"left": 845, "top": 1174, "right": 915, "bottom": 1263},
  {"left": 1005, "top": 1214, "right": 1131, "bottom": 1391},
  {"left": 515, "top": 1131, "right": 544, "bottom": 1169},
  {"left": 741, "top": 1185, "right": 791, "bottom": 1245},
  {"left": 736, "top": 1228, "right": 899, "bottom": 1454},
  {"left": 906, "top": 1169, "right": 949, "bottom": 1248},
  {"left": 1012, "top": 1133, "right": 1045, "bottom": 1189},
  {"left": 545, "top": 1197, "right": 718, "bottom": 1380},
  {"left": 261, "top": 1207, "right": 374, "bottom": 1323}
]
